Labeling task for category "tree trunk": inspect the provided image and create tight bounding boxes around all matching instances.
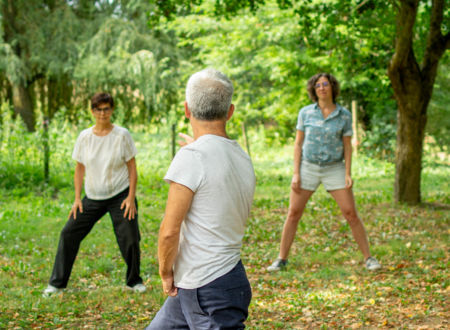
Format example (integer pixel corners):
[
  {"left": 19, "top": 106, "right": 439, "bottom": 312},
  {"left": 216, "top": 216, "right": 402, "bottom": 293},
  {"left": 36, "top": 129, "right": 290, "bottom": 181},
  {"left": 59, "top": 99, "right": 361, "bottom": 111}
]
[
  {"left": 388, "top": 0, "right": 449, "bottom": 204},
  {"left": 394, "top": 98, "right": 427, "bottom": 204},
  {"left": 389, "top": 46, "right": 427, "bottom": 204},
  {"left": 12, "top": 83, "right": 35, "bottom": 132}
]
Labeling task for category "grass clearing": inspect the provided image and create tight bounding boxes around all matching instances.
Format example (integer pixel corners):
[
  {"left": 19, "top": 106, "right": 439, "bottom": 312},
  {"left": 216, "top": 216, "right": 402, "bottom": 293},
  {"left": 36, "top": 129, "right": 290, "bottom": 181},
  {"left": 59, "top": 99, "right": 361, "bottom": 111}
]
[{"left": 0, "top": 125, "right": 448, "bottom": 328}]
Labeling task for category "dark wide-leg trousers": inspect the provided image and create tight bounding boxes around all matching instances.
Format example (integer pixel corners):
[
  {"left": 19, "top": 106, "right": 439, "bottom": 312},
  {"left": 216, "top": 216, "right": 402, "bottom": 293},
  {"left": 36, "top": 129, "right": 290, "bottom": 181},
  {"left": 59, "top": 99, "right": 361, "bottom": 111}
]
[{"left": 49, "top": 188, "right": 142, "bottom": 288}]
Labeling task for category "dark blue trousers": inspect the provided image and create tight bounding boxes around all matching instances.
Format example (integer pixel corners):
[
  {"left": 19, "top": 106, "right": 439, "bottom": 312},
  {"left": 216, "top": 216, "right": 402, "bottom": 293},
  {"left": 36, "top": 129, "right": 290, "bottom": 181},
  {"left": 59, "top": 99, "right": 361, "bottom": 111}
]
[
  {"left": 48, "top": 188, "right": 142, "bottom": 288},
  {"left": 147, "top": 260, "right": 252, "bottom": 330}
]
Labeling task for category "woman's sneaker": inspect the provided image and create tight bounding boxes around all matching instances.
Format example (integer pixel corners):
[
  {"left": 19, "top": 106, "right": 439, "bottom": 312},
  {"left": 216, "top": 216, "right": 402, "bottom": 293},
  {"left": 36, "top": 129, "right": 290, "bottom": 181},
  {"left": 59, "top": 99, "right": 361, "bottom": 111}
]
[
  {"left": 42, "top": 284, "right": 62, "bottom": 297},
  {"left": 267, "top": 258, "right": 288, "bottom": 272},
  {"left": 129, "top": 283, "right": 147, "bottom": 293},
  {"left": 365, "top": 257, "right": 381, "bottom": 271}
]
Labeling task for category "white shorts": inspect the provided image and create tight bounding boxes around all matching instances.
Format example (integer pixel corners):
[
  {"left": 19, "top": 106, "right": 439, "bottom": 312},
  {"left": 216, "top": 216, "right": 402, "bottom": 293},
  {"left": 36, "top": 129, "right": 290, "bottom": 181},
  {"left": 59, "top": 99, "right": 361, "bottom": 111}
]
[{"left": 300, "top": 161, "right": 346, "bottom": 191}]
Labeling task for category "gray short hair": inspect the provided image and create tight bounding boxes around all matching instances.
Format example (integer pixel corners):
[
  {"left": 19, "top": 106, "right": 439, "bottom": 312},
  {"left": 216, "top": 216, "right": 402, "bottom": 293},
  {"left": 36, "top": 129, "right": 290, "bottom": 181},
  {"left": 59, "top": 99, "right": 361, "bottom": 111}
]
[{"left": 185, "top": 68, "right": 234, "bottom": 120}]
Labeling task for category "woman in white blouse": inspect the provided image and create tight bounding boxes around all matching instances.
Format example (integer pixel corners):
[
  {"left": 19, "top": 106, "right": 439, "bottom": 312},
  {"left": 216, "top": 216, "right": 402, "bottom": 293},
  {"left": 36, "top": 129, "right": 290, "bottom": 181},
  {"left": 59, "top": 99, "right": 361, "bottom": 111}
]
[{"left": 43, "top": 92, "right": 145, "bottom": 296}]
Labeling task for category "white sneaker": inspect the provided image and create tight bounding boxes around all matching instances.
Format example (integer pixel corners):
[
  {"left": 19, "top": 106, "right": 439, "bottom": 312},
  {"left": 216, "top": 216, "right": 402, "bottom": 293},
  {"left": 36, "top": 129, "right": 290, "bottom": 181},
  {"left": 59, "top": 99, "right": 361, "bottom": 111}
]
[
  {"left": 267, "top": 258, "right": 288, "bottom": 272},
  {"left": 129, "top": 283, "right": 146, "bottom": 293},
  {"left": 365, "top": 257, "right": 381, "bottom": 271},
  {"left": 42, "top": 284, "right": 62, "bottom": 297}
]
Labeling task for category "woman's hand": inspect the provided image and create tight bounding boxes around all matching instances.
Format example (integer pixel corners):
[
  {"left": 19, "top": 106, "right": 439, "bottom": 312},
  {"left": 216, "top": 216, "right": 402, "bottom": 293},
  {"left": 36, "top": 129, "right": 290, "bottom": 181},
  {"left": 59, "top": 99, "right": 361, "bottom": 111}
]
[
  {"left": 121, "top": 195, "right": 136, "bottom": 220},
  {"left": 69, "top": 198, "right": 83, "bottom": 220},
  {"left": 178, "top": 133, "right": 194, "bottom": 146},
  {"left": 291, "top": 173, "right": 302, "bottom": 193},
  {"left": 345, "top": 174, "right": 353, "bottom": 189}
]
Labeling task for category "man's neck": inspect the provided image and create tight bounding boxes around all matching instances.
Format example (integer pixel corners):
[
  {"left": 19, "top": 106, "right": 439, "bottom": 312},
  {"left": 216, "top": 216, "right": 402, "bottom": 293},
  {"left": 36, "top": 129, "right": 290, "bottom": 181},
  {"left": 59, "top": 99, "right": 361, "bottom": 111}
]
[{"left": 191, "top": 118, "right": 228, "bottom": 140}]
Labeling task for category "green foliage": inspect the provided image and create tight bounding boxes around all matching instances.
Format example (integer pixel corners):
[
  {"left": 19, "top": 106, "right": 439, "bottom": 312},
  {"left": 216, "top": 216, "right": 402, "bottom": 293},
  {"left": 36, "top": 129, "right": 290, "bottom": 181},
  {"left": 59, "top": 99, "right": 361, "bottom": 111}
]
[
  {"left": 0, "top": 110, "right": 44, "bottom": 190},
  {"left": 280, "top": 0, "right": 398, "bottom": 132},
  {"left": 0, "top": 0, "right": 187, "bottom": 128},
  {"left": 74, "top": 16, "right": 182, "bottom": 124},
  {"left": 150, "top": 0, "right": 448, "bottom": 168},
  {"left": 0, "top": 106, "right": 78, "bottom": 193},
  {"left": 427, "top": 55, "right": 450, "bottom": 150},
  {"left": 360, "top": 112, "right": 397, "bottom": 163},
  {"left": 168, "top": 3, "right": 313, "bottom": 140},
  {"left": 0, "top": 43, "right": 28, "bottom": 85},
  {"left": 1, "top": 0, "right": 85, "bottom": 86},
  {"left": 0, "top": 0, "right": 448, "bottom": 162},
  {"left": 161, "top": 0, "right": 401, "bottom": 147}
]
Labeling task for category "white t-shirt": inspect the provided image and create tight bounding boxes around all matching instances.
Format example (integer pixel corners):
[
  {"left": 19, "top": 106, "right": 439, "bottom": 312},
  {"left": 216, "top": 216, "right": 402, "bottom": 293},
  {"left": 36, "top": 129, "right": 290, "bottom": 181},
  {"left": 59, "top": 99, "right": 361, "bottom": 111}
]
[
  {"left": 72, "top": 125, "right": 137, "bottom": 200},
  {"left": 164, "top": 134, "right": 256, "bottom": 289}
]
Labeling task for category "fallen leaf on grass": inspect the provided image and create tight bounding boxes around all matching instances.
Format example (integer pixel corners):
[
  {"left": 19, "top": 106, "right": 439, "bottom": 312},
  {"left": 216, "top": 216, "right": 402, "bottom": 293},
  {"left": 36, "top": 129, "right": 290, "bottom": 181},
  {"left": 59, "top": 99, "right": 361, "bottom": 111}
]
[{"left": 350, "top": 322, "right": 362, "bottom": 329}]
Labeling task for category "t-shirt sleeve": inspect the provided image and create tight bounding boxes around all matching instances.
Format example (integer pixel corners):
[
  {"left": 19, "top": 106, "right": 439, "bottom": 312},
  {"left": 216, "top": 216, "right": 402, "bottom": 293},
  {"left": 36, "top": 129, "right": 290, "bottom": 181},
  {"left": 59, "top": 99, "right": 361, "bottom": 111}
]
[
  {"left": 122, "top": 130, "right": 138, "bottom": 162},
  {"left": 296, "top": 110, "right": 304, "bottom": 131},
  {"left": 343, "top": 112, "right": 353, "bottom": 137},
  {"left": 72, "top": 133, "right": 84, "bottom": 164},
  {"left": 164, "top": 148, "right": 203, "bottom": 193}
]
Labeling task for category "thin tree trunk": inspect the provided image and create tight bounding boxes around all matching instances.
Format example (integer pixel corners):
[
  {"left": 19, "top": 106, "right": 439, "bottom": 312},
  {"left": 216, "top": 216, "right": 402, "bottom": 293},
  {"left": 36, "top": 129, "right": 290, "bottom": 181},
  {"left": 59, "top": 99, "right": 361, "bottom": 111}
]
[
  {"left": 40, "top": 79, "right": 50, "bottom": 183},
  {"left": 12, "top": 83, "right": 35, "bottom": 132}
]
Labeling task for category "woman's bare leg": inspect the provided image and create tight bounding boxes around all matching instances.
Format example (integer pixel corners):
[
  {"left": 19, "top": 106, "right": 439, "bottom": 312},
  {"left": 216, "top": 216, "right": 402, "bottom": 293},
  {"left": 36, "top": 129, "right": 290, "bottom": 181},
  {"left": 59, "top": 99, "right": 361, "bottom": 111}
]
[
  {"left": 278, "top": 189, "right": 315, "bottom": 259},
  {"left": 329, "top": 188, "right": 371, "bottom": 259}
]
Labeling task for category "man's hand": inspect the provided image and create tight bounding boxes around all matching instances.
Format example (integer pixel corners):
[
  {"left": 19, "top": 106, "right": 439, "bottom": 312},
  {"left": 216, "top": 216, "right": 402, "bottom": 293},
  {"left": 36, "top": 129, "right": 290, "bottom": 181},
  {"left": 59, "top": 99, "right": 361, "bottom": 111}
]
[
  {"left": 291, "top": 174, "right": 301, "bottom": 193},
  {"left": 121, "top": 195, "right": 137, "bottom": 220},
  {"left": 178, "top": 133, "right": 194, "bottom": 147},
  {"left": 161, "top": 274, "right": 178, "bottom": 297},
  {"left": 345, "top": 174, "right": 353, "bottom": 189},
  {"left": 68, "top": 198, "right": 83, "bottom": 220}
]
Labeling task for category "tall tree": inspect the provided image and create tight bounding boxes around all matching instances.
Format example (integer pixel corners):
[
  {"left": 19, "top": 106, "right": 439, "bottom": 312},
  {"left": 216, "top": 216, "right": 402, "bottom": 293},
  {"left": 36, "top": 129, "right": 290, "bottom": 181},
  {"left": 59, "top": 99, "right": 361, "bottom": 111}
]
[
  {"left": 0, "top": 0, "right": 184, "bottom": 129},
  {"left": 73, "top": 0, "right": 183, "bottom": 124},
  {"left": 1, "top": 0, "right": 35, "bottom": 131},
  {"left": 0, "top": 0, "right": 84, "bottom": 131},
  {"left": 150, "top": 0, "right": 449, "bottom": 205},
  {"left": 387, "top": 0, "right": 449, "bottom": 204}
]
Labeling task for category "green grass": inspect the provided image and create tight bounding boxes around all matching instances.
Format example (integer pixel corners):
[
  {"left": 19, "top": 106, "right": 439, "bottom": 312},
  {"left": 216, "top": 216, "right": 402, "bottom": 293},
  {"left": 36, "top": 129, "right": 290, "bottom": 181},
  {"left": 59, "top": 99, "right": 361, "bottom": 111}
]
[{"left": 0, "top": 123, "right": 449, "bottom": 328}]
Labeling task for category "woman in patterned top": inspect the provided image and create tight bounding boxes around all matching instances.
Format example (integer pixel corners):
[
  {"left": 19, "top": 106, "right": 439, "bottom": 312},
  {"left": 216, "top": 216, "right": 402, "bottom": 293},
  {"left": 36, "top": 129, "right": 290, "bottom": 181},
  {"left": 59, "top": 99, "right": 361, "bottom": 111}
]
[
  {"left": 267, "top": 73, "right": 381, "bottom": 272},
  {"left": 43, "top": 92, "right": 146, "bottom": 296}
]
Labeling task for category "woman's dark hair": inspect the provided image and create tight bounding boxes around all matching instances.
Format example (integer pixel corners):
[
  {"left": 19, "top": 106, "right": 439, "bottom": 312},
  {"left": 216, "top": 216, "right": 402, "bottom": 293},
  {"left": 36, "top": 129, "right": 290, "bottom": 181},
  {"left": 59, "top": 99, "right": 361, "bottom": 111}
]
[
  {"left": 91, "top": 92, "right": 114, "bottom": 109},
  {"left": 306, "top": 73, "right": 340, "bottom": 103}
]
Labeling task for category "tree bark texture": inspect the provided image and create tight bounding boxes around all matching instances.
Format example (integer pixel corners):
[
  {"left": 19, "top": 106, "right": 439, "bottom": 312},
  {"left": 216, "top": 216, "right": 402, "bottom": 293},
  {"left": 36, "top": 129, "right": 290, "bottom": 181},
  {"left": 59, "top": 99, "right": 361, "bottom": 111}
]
[
  {"left": 12, "top": 83, "right": 35, "bottom": 132},
  {"left": 2, "top": 0, "right": 36, "bottom": 131},
  {"left": 388, "top": 0, "right": 449, "bottom": 204}
]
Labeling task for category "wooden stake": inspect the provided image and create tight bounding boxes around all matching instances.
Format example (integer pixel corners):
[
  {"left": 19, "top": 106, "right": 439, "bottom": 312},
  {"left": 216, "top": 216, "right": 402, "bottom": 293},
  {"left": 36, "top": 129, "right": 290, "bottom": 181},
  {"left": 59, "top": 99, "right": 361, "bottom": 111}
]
[
  {"left": 351, "top": 100, "right": 358, "bottom": 156},
  {"left": 241, "top": 121, "right": 251, "bottom": 159},
  {"left": 171, "top": 124, "right": 176, "bottom": 159}
]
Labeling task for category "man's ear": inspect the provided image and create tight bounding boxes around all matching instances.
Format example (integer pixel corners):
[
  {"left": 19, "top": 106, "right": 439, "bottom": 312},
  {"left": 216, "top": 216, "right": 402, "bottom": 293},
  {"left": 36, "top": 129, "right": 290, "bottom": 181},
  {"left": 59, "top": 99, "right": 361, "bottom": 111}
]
[
  {"left": 226, "top": 104, "right": 235, "bottom": 120},
  {"left": 184, "top": 101, "right": 191, "bottom": 118}
]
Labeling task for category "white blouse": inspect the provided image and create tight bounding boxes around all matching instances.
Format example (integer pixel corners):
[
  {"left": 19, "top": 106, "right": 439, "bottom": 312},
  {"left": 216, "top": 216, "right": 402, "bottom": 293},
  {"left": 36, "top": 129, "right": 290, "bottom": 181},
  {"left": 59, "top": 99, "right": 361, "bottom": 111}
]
[{"left": 72, "top": 125, "right": 137, "bottom": 200}]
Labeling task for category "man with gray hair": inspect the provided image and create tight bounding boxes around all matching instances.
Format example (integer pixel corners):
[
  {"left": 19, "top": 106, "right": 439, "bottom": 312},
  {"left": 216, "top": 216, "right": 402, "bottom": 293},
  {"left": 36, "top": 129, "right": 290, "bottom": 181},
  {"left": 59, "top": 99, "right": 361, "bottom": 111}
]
[{"left": 147, "top": 68, "right": 256, "bottom": 329}]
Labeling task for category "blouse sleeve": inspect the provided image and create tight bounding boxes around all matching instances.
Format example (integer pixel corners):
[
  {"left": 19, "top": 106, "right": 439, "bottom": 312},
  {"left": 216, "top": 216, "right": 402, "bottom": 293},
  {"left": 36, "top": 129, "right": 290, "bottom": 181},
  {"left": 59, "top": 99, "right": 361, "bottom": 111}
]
[
  {"left": 122, "top": 129, "right": 138, "bottom": 162},
  {"left": 342, "top": 111, "right": 353, "bottom": 137},
  {"left": 72, "top": 132, "right": 85, "bottom": 164},
  {"left": 296, "top": 109, "right": 305, "bottom": 131}
]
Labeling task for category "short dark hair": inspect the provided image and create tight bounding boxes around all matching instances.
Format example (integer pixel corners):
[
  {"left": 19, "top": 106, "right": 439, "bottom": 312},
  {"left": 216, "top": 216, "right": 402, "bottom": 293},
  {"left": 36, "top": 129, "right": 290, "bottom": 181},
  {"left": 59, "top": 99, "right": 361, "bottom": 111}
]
[
  {"left": 91, "top": 92, "right": 114, "bottom": 109},
  {"left": 307, "top": 73, "right": 340, "bottom": 103}
]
